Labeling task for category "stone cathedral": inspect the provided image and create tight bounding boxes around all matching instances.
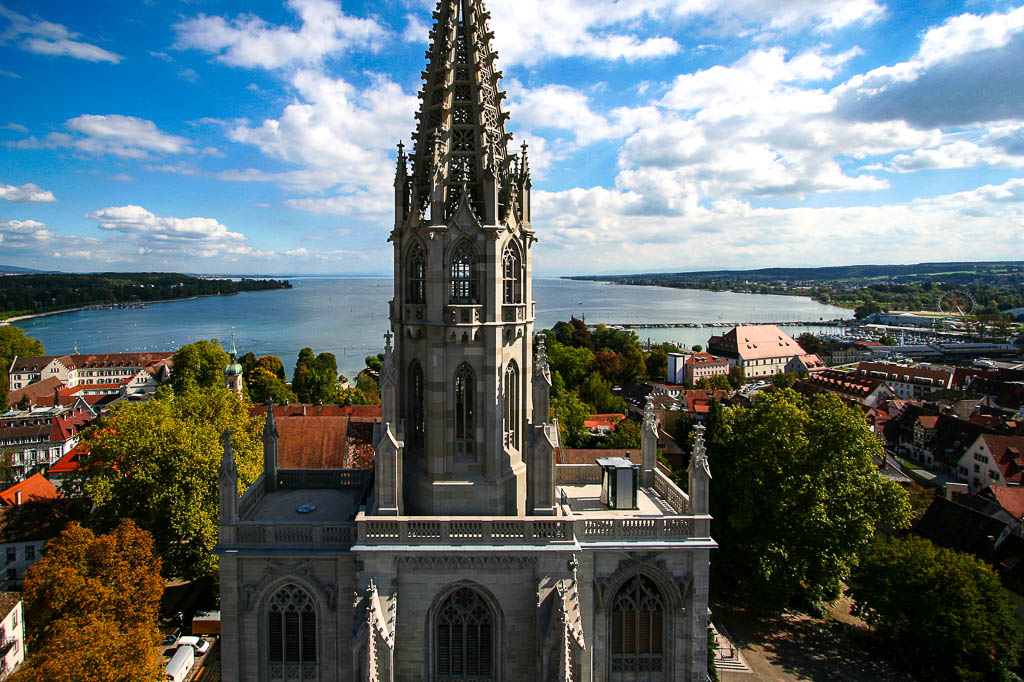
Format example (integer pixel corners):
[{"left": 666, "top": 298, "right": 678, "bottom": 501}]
[{"left": 216, "top": 0, "right": 714, "bottom": 680}]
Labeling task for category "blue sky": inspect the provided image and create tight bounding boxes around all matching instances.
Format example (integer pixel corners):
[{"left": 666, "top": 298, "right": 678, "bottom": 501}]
[{"left": 1, "top": 0, "right": 1023, "bottom": 276}]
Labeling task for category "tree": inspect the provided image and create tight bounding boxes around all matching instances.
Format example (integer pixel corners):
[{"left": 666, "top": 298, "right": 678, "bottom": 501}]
[
  {"left": 553, "top": 392, "right": 590, "bottom": 448},
  {"left": 603, "top": 418, "right": 641, "bottom": 449},
  {"left": 170, "top": 339, "right": 230, "bottom": 394},
  {"left": 291, "top": 347, "right": 316, "bottom": 402},
  {"left": 646, "top": 348, "right": 668, "bottom": 381},
  {"left": 770, "top": 371, "right": 797, "bottom": 388},
  {"left": 0, "top": 325, "right": 44, "bottom": 407},
  {"left": 727, "top": 366, "right": 745, "bottom": 389},
  {"left": 849, "top": 536, "right": 1021, "bottom": 682},
  {"left": 547, "top": 342, "right": 595, "bottom": 389},
  {"left": 17, "top": 393, "right": 31, "bottom": 410},
  {"left": 854, "top": 300, "right": 883, "bottom": 319},
  {"left": 692, "top": 344, "right": 703, "bottom": 352},
  {"left": 696, "top": 374, "right": 731, "bottom": 391},
  {"left": 255, "top": 355, "right": 287, "bottom": 382},
  {"left": 878, "top": 334, "right": 897, "bottom": 346},
  {"left": 707, "top": 390, "right": 911, "bottom": 606},
  {"left": 579, "top": 371, "right": 626, "bottom": 414},
  {"left": 12, "top": 520, "right": 164, "bottom": 682},
  {"left": 77, "top": 386, "right": 263, "bottom": 579},
  {"left": 307, "top": 352, "right": 339, "bottom": 404},
  {"left": 796, "top": 332, "right": 822, "bottom": 355},
  {"left": 247, "top": 366, "right": 294, "bottom": 405}
]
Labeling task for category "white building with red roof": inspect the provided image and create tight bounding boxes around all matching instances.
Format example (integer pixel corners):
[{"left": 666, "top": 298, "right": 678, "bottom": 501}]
[
  {"left": 956, "top": 434, "right": 1024, "bottom": 492},
  {"left": 7, "top": 351, "right": 172, "bottom": 398},
  {"left": 0, "top": 402, "right": 97, "bottom": 481},
  {"left": 706, "top": 325, "right": 807, "bottom": 379},
  {"left": 667, "top": 352, "right": 730, "bottom": 385}
]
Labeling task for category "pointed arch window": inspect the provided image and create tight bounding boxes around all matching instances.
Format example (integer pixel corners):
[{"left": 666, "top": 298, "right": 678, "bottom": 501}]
[
  {"left": 611, "top": 575, "right": 665, "bottom": 678},
  {"left": 408, "top": 360, "right": 425, "bottom": 449},
  {"left": 436, "top": 587, "right": 493, "bottom": 680},
  {"left": 454, "top": 364, "right": 475, "bottom": 459},
  {"left": 268, "top": 584, "right": 317, "bottom": 680},
  {"left": 450, "top": 243, "right": 477, "bottom": 304},
  {"left": 503, "top": 361, "right": 519, "bottom": 451},
  {"left": 407, "top": 244, "right": 426, "bottom": 304},
  {"left": 502, "top": 242, "right": 522, "bottom": 305}
]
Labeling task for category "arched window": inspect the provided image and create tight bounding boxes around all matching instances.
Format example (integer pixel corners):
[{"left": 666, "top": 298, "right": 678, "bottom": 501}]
[
  {"left": 454, "top": 364, "right": 475, "bottom": 459},
  {"left": 408, "top": 360, "right": 425, "bottom": 448},
  {"left": 449, "top": 243, "right": 477, "bottom": 304},
  {"left": 502, "top": 242, "right": 521, "bottom": 304},
  {"left": 268, "top": 584, "right": 317, "bottom": 679},
  {"left": 407, "top": 243, "right": 426, "bottom": 304},
  {"left": 503, "top": 361, "right": 519, "bottom": 450},
  {"left": 436, "top": 587, "right": 493, "bottom": 680},
  {"left": 611, "top": 575, "right": 664, "bottom": 678}
]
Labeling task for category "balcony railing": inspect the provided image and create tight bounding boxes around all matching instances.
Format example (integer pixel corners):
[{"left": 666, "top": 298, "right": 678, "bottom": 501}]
[
  {"left": 502, "top": 304, "right": 527, "bottom": 323},
  {"left": 445, "top": 304, "right": 482, "bottom": 325},
  {"left": 653, "top": 468, "right": 689, "bottom": 514},
  {"left": 230, "top": 523, "right": 357, "bottom": 548}
]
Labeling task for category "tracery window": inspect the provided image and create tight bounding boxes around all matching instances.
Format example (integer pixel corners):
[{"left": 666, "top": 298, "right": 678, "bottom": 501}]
[
  {"left": 408, "top": 360, "right": 425, "bottom": 448},
  {"left": 502, "top": 242, "right": 521, "bottom": 305},
  {"left": 454, "top": 364, "right": 475, "bottom": 459},
  {"left": 407, "top": 244, "right": 426, "bottom": 304},
  {"left": 267, "top": 584, "right": 317, "bottom": 680},
  {"left": 611, "top": 575, "right": 665, "bottom": 679},
  {"left": 503, "top": 361, "right": 519, "bottom": 451},
  {"left": 450, "top": 243, "right": 477, "bottom": 304},
  {"left": 436, "top": 587, "right": 493, "bottom": 681}
]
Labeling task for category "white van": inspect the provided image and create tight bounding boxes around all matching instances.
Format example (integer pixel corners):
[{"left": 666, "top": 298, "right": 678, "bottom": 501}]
[{"left": 164, "top": 645, "right": 194, "bottom": 682}]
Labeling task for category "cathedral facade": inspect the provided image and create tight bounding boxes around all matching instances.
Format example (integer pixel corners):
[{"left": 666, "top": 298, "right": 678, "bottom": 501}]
[{"left": 216, "top": 1, "right": 714, "bottom": 679}]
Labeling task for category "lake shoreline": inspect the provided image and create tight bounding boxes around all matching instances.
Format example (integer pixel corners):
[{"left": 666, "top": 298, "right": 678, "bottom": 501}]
[{"left": 1, "top": 293, "right": 234, "bottom": 326}]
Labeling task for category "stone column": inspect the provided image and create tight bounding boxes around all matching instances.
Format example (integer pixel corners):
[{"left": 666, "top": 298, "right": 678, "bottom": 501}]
[
  {"left": 374, "top": 423, "right": 404, "bottom": 516},
  {"left": 262, "top": 400, "right": 278, "bottom": 492},
  {"left": 218, "top": 428, "right": 238, "bottom": 523}
]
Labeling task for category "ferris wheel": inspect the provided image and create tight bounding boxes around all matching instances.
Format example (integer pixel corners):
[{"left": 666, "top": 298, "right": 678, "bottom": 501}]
[{"left": 938, "top": 290, "right": 976, "bottom": 320}]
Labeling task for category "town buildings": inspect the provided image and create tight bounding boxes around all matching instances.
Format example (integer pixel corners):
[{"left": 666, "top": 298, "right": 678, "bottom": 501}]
[
  {"left": 0, "top": 593, "right": 24, "bottom": 679},
  {"left": 707, "top": 325, "right": 807, "bottom": 379},
  {"left": 666, "top": 351, "right": 729, "bottom": 385},
  {"left": 0, "top": 500, "right": 67, "bottom": 592},
  {"left": 7, "top": 351, "right": 172, "bottom": 398},
  {"left": 0, "top": 401, "right": 96, "bottom": 481},
  {"left": 855, "top": 361, "right": 954, "bottom": 400},
  {"left": 215, "top": 3, "right": 713, "bottom": 680}
]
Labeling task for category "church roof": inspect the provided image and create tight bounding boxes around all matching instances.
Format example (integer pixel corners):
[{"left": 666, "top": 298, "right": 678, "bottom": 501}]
[{"left": 274, "top": 416, "right": 378, "bottom": 470}]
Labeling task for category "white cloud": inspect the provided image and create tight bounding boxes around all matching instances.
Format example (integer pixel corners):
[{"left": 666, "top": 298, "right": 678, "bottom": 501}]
[
  {"left": 834, "top": 6, "right": 1024, "bottom": 127},
  {"left": 86, "top": 205, "right": 266, "bottom": 258},
  {"left": 485, "top": 0, "right": 681, "bottom": 66},
  {"left": 174, "top": 0, "right": 387, "bottom": 70},
  {"left": 530, "top": 176, "right": 1024, "bottom": 274},
  {"left": 0, "top": 219, "right": 54, "bottom": 246},
  {"left": 10, "top": 115, "right": 192, "bottom": 159},
  {"left": 0, "top": 5, "right": 122, "bottom": 63},
  {"left": 0, "top": 182, "right": 56, "bottom": 203},
  {"left": 2, "top": 122, "right": 28, "bottom": 132},
  {"left": 670, "top": 0, "right": 885, "bottom": 36},
  {"left": 403, "top": 13, "right": 428, "bottom": 43},
  {"left": 889, "top": 140, "right": 1024, "bottom": 172}
]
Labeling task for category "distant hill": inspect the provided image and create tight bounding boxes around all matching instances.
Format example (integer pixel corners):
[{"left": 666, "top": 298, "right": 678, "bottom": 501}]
[
  {"left": 570, "top": 261, "right": 1024, "bottom": 285},
  {"left": 0, "top": 264, "right": 50, "bottom": 274}
]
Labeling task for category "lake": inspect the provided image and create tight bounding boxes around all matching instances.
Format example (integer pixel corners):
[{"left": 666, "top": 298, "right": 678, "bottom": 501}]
[{"left": 11, "top": 277, "right": 852, "bottom": 380}]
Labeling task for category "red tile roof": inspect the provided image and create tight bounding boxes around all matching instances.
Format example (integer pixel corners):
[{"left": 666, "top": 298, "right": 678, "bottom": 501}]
[
  {"left": 986, "top": 435, "right": 1024, "bottom": 485},
  {"left": 988, "top": 485, "right": 1024, "bottom": 520},
  {"left": 557, "top": 448, "right": 637, "bottom": 465},
  {"left": 10, "top": 352, "right": 173, "bottom": 373},
  {"left": 0, "top": 473, "right": 59, "bottom": 505},
  {"left": 710, "top": 325, "right": 804, "bottom": 361},
  {"left": 48, "top": 443, "right": 88, "bottom": 475},
  {"left": 801, "top": 369, "right": 887, "bottom": 399},
  {"left": 6, "top": 376, "right": 64, "bottom": 408},
  {"left": 275, "top": 416, "right": 377, "bottom": 470},
  {"left": 684, "top": 352, "right": 729, "bottom": 366},
  {"left": 250, "top": 404, "right": 382, "bottom": 419}
]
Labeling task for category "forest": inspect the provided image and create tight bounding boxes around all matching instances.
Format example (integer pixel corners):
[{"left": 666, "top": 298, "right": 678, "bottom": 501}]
[{"left": 0, "top": 272, "right": 291, "bottom": 318}]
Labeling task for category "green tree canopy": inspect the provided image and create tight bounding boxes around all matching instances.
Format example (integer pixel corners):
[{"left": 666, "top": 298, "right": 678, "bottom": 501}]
[
  {"left": 553, "top": 392, "right": 590, "bottom": 448},
  {"left": 0, "top": 325, "right": 44, "bottom": 406},
  {"left": 854, "top": 300, "right": 883, "bottom": 319},
  {"left": 603, "top": 418, "right": 641, "bottom": 449},
  {"left": 707, "top": 389, "right": 911, "bottom": 606},
  {"left": 170, "top": 339, "right": 230, "bottom": 394},
  {"left": 646, "top": 348, "right": 668, "bottom": 381},
  {"left": 796, "top": 332, "right": 822, "bottom": 355},
  {"left": 77, "top": 387, "right": 263, "bottom": 579},
  {"left": 12, "top": 520, "right": 164, "bottom": 682},
  {"left": 850, "top": 536, "right": 1021, "bottom": 682}
]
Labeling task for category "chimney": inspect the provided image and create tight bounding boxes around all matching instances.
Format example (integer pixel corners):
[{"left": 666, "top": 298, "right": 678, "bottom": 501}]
[{"left": 14, "top": 490, "right": 22, "bottom": 505}]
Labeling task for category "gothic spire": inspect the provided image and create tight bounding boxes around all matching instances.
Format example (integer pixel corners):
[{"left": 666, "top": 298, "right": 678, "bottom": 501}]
[{"left": 401, "top": 0, "right": 524, "bottom": 228}]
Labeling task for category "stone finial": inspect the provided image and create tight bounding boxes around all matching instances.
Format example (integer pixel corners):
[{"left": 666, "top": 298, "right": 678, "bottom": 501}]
[
  {"left": 644, "top": 395, "right": 656, "bottom": 430},
  {"left": 219, "top": 428, "right": 237, "bottom": 480},
  {"left": 536, "top": 333, "right": 548, "bottom": 367},
  {"left": 263, "top": 400, "right": 278, "bottom": 440}
]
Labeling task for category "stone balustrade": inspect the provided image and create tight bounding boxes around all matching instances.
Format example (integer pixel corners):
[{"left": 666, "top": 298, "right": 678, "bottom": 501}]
[
  {"left": 653, "top": 468, "right": 689, "bottom": 514},
  {"left": 501, "top": 303, "right": 527, "bottom": 323},
  {"left": 237, "top": 473, "right": 266, "bottom": 519},
  {"left": 445, "top": 304, "right": 482, "bottom": 324},
  {"left": 555, "top": 464, "right": 603, "bottom": 483},
  {"left": 228, "top": 523, "right": 357, "bottom": 548},
  {"left": 277, "top": 468, "right": 371, "bottom": 490}
]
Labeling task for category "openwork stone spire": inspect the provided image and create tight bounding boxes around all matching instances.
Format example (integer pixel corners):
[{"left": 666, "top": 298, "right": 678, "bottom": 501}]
[{"left": 397, "top": 0, "right": 531, "bottom": 229}]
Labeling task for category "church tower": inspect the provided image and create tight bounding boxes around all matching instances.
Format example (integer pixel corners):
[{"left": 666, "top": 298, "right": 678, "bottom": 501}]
[{"left": 387, "top": 0, "right": 537, "bottom": 516}]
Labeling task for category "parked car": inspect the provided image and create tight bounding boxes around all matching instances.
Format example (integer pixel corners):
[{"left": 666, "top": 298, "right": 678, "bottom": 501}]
[
  {"left": 162, "top": 630, "right": 180, "bottom": 647},
  {"left": 177, "top": 635, "right": 210, "bottom": 655}
]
